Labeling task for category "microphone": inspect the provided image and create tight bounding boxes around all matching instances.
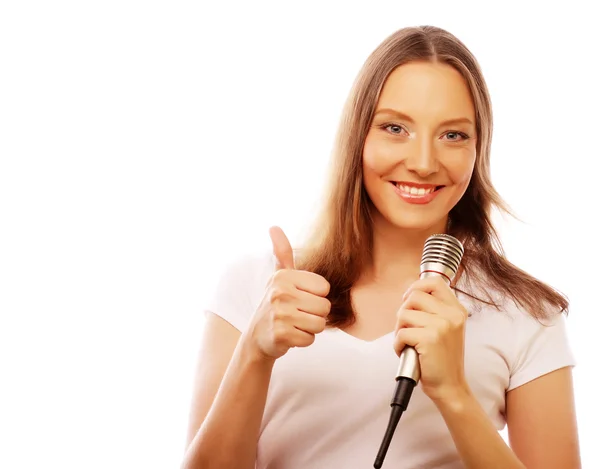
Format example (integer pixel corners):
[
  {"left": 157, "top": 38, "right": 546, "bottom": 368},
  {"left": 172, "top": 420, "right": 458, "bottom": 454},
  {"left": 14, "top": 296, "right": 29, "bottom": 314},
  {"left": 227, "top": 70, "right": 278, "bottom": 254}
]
[{"left": 374, "top": 234, "right": 464, "bottom": 468}]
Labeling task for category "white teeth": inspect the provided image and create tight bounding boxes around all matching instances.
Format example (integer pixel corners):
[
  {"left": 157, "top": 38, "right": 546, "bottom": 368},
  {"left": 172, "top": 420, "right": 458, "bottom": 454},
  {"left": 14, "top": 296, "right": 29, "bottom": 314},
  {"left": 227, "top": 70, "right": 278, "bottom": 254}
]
[{"left": 397, "top": 183, "right": 435, "bottom": 196}]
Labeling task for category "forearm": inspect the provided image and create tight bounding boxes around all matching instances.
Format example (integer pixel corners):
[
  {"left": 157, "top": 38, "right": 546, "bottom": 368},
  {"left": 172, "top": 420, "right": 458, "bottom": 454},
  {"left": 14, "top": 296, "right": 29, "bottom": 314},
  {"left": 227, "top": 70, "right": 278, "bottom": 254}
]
[
  {"left": 434, "top": 388, "right": 526, "bottom": 469},
  {"left": 181, "top": 334, "right": 274, "bottom": 469}
]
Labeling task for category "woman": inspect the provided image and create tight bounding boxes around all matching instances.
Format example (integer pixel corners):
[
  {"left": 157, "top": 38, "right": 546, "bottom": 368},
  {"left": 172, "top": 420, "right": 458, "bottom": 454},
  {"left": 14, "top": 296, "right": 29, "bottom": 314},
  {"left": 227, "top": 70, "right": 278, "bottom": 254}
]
[{"left": 182, "top": 26, "right": 580, "bottom": 468}]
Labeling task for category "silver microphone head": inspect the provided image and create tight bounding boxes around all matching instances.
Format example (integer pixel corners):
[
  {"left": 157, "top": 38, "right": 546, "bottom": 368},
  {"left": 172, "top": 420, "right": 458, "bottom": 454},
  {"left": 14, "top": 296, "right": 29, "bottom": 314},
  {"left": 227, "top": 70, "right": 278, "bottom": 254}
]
[{"left": 419, "top": 234, "right": 464, "bottom": 285}]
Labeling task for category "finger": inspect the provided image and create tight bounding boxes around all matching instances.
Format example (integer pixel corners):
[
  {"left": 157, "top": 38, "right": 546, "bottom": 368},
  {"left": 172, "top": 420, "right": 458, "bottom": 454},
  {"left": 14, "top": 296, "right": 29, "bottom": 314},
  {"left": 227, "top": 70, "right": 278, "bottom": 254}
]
[
  {"left": 294, "top": 289, "right": 331, "bottom": 317},
  {"left": 403, "top": 276, "right": 458, "bottom": 306},
  {"left": 269, "top": 226, "right": 295, "bottom": 270},
  {"left": 395, "top": 307, "right": 440, "bottom": 330},
  {"left": 289, "top": 327, "right": 316, "bottom": 348},
  {"left": 403, "top": 288, "right": 467, "bottom": 324},
  {"left": 288, "top": 270, "right": 331, "bottom": 297},
  {"left": 394, "top": 327, "right": 427, "bottom": 356},
  {"left": 402, "top": 290, "right": 449, "bottom": 317},
  {"left": 293, "top": 311, "right": 327, "bottom": 335}
]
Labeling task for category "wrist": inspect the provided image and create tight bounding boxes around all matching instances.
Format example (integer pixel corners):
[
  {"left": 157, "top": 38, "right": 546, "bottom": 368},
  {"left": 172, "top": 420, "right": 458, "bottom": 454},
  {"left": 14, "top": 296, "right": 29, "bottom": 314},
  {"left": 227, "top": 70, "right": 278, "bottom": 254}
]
[
  {"left": 429, "top": 383, "right": 475, "bottom": 414},
  {"left": 239, "top": 333, "right": 277, "bottom": 369}
]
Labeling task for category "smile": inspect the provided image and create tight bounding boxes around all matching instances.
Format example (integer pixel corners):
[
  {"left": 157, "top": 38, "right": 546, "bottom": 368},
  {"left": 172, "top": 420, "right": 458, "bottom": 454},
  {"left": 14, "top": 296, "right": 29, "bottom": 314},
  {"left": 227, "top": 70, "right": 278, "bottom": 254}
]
[
  {"left": 391, "top": 181, "right": 444, "bottom": 204},
  {"left": 395, "top": 183, "right": 437, "bottom": 195}
]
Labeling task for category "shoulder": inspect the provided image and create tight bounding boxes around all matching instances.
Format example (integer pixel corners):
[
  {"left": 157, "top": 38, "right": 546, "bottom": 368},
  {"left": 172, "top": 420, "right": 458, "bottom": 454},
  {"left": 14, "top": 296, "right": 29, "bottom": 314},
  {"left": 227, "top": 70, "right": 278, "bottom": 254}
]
[
  {"left": 502, "top": 301, "right": 574, "bottom": 391},
  {"left": 459, "top": 267, "right": 575, "bottom": 391},
  {"left": 203, "top": 250, "right": 277, "bottom": 332}
]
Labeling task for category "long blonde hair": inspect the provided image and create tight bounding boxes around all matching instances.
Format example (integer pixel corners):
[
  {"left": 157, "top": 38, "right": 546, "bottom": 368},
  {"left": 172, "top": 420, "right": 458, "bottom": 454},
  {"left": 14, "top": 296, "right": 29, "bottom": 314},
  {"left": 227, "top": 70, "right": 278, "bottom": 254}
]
[{"left": 297, "top": 25, "right": 568, "bottom": 328}]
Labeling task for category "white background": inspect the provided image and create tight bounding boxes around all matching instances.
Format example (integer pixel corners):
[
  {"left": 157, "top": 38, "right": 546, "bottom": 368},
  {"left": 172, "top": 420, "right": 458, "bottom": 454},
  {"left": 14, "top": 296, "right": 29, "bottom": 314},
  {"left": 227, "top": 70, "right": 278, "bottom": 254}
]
[{"left": 1, "top": 1, "right": 598, "bottom": 468}]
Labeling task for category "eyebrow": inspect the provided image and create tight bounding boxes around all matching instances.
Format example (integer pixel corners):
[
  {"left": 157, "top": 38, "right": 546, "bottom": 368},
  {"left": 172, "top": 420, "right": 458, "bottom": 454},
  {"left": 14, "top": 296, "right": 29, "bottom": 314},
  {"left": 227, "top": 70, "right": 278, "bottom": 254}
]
[{"left": 374, "top": 108, "right": 474, "bottom": 127}]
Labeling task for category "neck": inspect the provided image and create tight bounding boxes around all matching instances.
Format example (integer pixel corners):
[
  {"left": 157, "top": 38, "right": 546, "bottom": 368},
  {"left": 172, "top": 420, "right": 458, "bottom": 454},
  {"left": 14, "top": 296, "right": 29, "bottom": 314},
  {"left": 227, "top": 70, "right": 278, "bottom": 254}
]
[{"left": 360, "top": 213, "right": 448, "bottom": 288}]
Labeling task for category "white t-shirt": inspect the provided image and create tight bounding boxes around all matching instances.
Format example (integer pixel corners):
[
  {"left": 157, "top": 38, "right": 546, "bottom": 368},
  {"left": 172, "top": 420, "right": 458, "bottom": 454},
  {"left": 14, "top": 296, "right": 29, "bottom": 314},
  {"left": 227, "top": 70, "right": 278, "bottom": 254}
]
[{"left": 205, "top": 251, "right": 575, "bottom": 469}]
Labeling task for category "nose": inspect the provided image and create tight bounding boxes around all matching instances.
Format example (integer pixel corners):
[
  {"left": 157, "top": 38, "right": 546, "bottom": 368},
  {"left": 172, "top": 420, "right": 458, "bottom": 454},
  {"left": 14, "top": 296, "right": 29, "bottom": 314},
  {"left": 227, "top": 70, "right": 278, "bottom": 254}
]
[{"left": 404, "top": 137, "right": 439, "bottom": 178}]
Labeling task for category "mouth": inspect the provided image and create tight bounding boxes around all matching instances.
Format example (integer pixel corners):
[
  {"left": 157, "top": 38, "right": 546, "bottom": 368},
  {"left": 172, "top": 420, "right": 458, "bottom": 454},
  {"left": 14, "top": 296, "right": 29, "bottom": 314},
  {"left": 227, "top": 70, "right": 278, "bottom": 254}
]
[{"left": 391, "top": 181, "right": 445, "bottom": 197}]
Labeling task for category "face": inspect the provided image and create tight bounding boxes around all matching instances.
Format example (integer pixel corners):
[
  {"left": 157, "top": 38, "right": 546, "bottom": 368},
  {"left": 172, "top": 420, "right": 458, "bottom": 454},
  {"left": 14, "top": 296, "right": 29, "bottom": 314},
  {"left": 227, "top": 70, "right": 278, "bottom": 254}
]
[{"left": 362, "top": 61, "right": 477, "bottom": 234}]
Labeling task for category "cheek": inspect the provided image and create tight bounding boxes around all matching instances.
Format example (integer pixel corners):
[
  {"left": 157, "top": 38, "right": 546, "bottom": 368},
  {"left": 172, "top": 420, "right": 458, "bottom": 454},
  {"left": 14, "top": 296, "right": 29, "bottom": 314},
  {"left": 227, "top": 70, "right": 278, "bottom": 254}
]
[
  {"left": 447, "top": 150, "right": 476, "bottom": 188},
  {"left": 362, "top": 132, "right": 396, "bottom": 176},
  {"left": 362, "top": 134, "right": 387, "bottom": 202}
]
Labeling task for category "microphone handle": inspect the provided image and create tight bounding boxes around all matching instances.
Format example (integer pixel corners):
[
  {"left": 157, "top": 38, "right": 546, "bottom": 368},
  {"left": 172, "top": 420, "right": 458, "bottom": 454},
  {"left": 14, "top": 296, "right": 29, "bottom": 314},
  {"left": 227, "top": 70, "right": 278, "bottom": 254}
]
[{"left": 395, "top": 346, "right": 420, "bottom": 382}]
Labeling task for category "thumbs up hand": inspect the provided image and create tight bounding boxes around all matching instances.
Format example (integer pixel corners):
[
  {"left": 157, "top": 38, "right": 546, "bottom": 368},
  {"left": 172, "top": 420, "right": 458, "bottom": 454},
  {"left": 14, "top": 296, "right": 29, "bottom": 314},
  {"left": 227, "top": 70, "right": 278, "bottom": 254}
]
[{"left": 244, "top": 226, "right": 332, "bottom": 361}]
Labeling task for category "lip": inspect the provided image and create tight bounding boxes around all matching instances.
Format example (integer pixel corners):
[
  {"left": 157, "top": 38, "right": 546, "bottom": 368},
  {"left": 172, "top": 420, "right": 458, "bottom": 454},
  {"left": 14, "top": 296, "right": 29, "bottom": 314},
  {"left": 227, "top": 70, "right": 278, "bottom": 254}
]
[{"left": 391, "top": 182, "right": 443, "bottom": 205}]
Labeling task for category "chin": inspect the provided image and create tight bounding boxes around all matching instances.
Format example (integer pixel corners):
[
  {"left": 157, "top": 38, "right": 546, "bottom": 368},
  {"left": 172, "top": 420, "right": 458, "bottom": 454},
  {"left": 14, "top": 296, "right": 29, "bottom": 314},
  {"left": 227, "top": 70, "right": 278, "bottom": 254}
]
[{"left": 375, "top": 209, "right": 448, "bottom": 233}]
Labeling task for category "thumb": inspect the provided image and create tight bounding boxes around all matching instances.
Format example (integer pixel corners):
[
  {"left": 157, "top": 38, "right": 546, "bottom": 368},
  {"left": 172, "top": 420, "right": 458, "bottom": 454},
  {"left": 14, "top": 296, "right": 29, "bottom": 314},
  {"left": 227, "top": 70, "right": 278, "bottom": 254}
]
[{"left": 269, "top": 226, "right": 295, "bottom": 270}]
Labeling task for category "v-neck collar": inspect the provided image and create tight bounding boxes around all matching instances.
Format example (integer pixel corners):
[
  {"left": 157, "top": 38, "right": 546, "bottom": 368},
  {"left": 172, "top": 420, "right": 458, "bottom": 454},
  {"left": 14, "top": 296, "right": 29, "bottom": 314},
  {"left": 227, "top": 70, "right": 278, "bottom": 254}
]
[{"left": 327, "top": 328, "right": 395, "bottom": 348}]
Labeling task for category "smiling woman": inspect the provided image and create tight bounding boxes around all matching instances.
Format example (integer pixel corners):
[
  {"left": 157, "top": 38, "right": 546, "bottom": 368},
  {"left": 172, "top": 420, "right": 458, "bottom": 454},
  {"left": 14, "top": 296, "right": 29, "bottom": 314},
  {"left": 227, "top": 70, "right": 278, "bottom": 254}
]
[{"left": 182, "top": 25, "right": 580, "bottom": 469}]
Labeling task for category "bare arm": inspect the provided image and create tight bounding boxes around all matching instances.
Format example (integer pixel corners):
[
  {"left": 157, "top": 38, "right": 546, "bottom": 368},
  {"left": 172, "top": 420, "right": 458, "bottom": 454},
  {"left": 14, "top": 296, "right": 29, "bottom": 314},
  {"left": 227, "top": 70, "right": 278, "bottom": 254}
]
[
  {"left": 506, "top": 366, "right": 581, "bottom": 468},
  {"left": 433, "top": 367, "right": 580, "bottom": 469},
  {"left": 433, "top": 387, "right": 526, "bottom": 469},
  {"left": 181, "top": 312, "right": 275, "bottom": 469},
  {"left": 182, "top": 227, "right": 330, "bottom": 468}
]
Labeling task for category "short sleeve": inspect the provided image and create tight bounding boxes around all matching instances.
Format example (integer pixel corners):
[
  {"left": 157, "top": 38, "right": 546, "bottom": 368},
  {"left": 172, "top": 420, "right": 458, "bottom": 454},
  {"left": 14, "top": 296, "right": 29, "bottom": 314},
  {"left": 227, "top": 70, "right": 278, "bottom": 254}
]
[
  {"left": 203, "top": 252, "right": 275, "bottom": 332},
  {"left": 507, "top": 311, "right": 576, "bottom": 391}
]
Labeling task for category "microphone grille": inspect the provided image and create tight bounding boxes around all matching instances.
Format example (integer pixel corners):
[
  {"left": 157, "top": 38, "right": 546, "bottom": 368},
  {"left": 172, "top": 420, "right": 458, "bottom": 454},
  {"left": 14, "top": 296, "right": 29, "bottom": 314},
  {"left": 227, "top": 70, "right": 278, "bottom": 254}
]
[{"left": 420, "top": 234, "right": 464, "bottom": 281}]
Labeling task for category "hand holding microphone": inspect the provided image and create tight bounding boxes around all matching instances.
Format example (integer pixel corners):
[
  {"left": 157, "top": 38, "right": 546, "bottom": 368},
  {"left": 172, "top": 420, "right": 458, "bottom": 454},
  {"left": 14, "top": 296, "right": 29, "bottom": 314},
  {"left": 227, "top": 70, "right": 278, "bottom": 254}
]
[
  {"left": 394, "top": 265, "right": 469, "bottom": 403},
  {"left": 244, "top": 226, "right": 332, "bottom": 362},
  {"left": 375, "top": 234, "right": 466, "bottom": 468}
]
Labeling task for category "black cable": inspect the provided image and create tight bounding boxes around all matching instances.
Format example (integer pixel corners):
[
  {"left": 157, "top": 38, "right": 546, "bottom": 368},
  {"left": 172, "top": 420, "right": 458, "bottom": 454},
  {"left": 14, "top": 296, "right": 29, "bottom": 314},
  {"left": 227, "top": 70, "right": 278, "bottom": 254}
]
[{"left": 373, "top": 377, "right": 416, "bottom": 468}]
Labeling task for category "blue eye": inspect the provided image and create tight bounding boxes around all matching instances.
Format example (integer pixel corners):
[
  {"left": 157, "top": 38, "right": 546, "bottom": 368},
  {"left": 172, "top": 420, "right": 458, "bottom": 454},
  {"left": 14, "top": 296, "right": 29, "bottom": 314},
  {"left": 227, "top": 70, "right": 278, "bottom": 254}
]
[
  {"left": 443, "top": 131, "right": 470, "bottom": 142},
  {"left": 382, "top": 123, "right": 405, "bottom": 135}
]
